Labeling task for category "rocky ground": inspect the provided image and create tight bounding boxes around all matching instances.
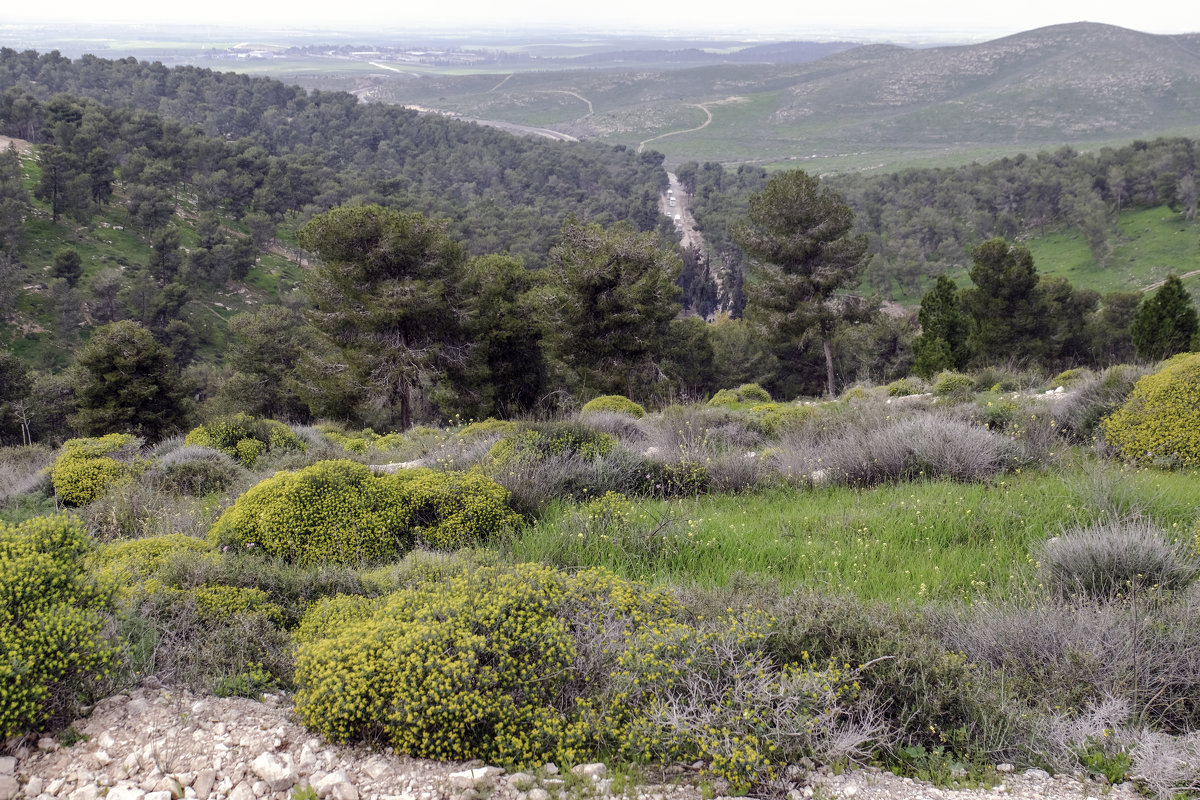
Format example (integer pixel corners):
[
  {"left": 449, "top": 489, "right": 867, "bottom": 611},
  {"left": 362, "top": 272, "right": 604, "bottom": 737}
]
[{"left": 0, "top": 689, "right": 1142, "bottom": 800}]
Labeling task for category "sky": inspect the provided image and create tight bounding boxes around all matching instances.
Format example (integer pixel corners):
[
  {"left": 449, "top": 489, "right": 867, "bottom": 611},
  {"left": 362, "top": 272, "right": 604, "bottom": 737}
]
[{"left": 4, "top": 0, "right": 1198, "bottom": 40}]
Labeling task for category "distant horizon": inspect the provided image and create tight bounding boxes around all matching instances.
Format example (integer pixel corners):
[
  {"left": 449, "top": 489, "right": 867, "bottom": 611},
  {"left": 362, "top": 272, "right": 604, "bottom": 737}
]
[{"left": 2, "top": 0, "right": 1197, "bottom": 45}]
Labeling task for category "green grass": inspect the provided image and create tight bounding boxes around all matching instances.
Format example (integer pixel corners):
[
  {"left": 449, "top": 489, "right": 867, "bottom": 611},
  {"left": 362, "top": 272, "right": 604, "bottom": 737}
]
[
  {"left": 505, "top": 460, "right": 1200, "bottom": 603},
  {"left": 1027, "top": 206, "right": 1200, "bottom": 299}
]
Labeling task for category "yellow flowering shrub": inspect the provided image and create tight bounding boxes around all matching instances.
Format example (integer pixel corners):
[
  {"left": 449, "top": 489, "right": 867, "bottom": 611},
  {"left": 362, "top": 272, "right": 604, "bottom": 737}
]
[
  {"left": 212, "top": 461, "right": 519, "bottom": 566},
  {"left": 210, "top": 459, "right": 414, "bottom": 566},
  {"left": 1101, "top": 353, "right": 1200, "bottom": 468},
  {"left": 294, "top": 563, "right": 678, "bottom": 766},
  {"left": 185, "top": 413, "right": 305, "bottom": 467},
  {"left": 93, "top": 534, "right": 217, "bottom": 595},
  {"left": 750, "top": 403, "right": 815, "bottom": 437},
  {"left": 457, "top": 418, "right": 520, "bottom": 439},
  {"left": 933, "top": 371, "right": 975, "bottom": 398},
  {"left": 581, "top": 395, "right": 647, "bottom": 419},
  {"left": 50, "top": 434, "right": 143, "bottom": 506},
  {"left": 487, "top": 423, "right": 616, "bottom": 466},
  {"left": 708, "top": 383, "right": 772, "bottom": 407},
  {"left": 389, "top": 468, "right": 521, "bottom": 549},
  {"left": 0, "top": 515, "right": 113, "bottom": 738}
]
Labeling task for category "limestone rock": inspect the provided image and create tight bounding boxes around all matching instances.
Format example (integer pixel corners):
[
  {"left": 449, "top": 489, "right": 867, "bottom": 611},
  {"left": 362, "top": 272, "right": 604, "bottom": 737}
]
[
  {"left": 251, "top": 752, "right": 296, "bottom": 792},
  {"left": 571, "top": 763, "right": 607, "bottom": 780},
  {"left": 0, "top": 774, "right": 18, "bottom": 800}
]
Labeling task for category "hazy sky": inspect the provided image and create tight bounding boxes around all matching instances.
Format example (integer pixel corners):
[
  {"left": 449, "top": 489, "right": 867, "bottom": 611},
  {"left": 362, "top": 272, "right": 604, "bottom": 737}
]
[{"left": 5, "top": 0, "right": 1198, "bottom": 39}]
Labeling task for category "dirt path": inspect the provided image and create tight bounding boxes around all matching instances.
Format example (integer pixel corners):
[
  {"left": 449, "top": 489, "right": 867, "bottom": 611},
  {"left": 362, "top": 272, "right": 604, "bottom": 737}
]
[
  {"left": 638, "top": 104, "right": 712, "bottom": 153},
  {"left": 535, "top": 89, "right": 594, "bottom": 117},
  {"left": 1143, "top": 269, "right": 1200, "bottom": 292},
  {"left": 488, "top": 73, "right": 513, "bottom": 92}
]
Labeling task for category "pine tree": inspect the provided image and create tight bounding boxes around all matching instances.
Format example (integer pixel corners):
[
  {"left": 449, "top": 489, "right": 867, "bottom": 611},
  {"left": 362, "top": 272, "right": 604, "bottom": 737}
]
[
  {"left": 912, "top": 274, "right": 970, "bottom": 378},
  {"left": 1131, "top": 275, "right": 1199, "bottom": 361},
  {"left": 732, "top": 169, "right": 871, "bottom": 397}
]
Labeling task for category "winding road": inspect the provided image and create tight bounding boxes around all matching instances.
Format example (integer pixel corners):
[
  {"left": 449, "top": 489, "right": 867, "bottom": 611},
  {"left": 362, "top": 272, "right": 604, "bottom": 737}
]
[{"left": 637, "top": 103, "right": 713, "bottom": 153}]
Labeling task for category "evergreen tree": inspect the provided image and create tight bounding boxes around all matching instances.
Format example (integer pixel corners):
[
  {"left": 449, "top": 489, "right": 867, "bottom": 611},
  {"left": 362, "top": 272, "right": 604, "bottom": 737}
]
[
  {"left": 732, "top": 169, "right": 871, "bottom": 397},
  {"left": 911, "top": 274, "right": 969, "bottom": 378},
  {"left": 446, "top": 254, "right": 547, "bottom": 419},
  {"left": 52, "top": 248, "right": 82, "bottom": 288},
  {"left": 962, "top": 238, "right": 1048, "bottom": 365},
  {"left": 298, "top": 205, "right": 465, "bottom": 430},
  {"left": 1131, "top": 275, "right": 1199, "bottom": 361},
  {"left": 540, "top": 218, "right": 681, "bottom": 402},
  {"left": 68, "top": 320, "right": 190, "bottom": 440}
]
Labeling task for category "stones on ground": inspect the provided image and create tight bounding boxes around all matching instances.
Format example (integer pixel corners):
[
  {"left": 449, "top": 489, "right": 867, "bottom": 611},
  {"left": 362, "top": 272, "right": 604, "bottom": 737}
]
[
  {"left": 4, "top": 686, "right": 1151, "bottom": 800},
  {"left": 571, "top": 763, "right": 608, "bottom": 780}
]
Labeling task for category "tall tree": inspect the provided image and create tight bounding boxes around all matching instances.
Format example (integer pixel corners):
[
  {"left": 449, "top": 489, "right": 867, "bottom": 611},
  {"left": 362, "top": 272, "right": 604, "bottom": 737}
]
[
  {"left": 540, "top": 218, "right": 681, "bottom": 402},
  {"left": 68, "top": 320, "right": 190, "bottom": 441},
  {"left": 962, "top": 238, "right": 1047, "bottom": 365},
  {"left": 732, "top": 169, "right": 871, "bottom": 397},
  {"left": 1131, "top": 275, "right": 1199, "bottom": 361},
  {"left": 298, "top": 205, "right": 465, "bottom": 430},
  {"left": 447, "top": 254, "right": 547, "bottom": 419},
  {"left": 911, "top": 274, "right": 970, "bottom": 378}
]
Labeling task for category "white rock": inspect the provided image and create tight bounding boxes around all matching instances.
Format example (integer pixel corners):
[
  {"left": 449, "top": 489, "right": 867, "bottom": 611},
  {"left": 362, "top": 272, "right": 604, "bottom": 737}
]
[
  {"left": 193, "top": 770, "right": 216, "bottom": 800},
  {"left": 37, "top": 738, "right": 58, "bottom": 752},
  {"left": 571, "top": 763, "right": 607, "bottom": 780},
  {"left": 315, "top": 771, "right": 352, "bottom": 799},
  {"left": 330, "top": 784, "right": 359, "bottom": 800},
  {"left": 69, "top": 785, "right": 100, "bottom": 800},
  {"left": 251, "top": 751, "right": 297, "bottom": 792},
  {"left": 447, "top": 768, "right": 497, "bottom": 790},
  {"left": 362, "top": 757, "right": 391, "bottom": 780},
  {"left": 996, "top": 763, "right": 1014, "bottom": 773},
  {"left": 94, "top": 750, "right": 114, "bottom": 767},
  {"left": 0, "top": 757, "right": 15, "bottom": 775},
  {"left": 145, "top": 792, "right": 172, "bottom": 800},
  {"left": 1024, "top": 769, "right": 1050, "bottom": 780},
  {"left": 26, "top": 776, "right": 45, "bottom": 797},
  {"left": 227, "top": 782, "right": 255, "bottom": 800},
  {"left": 251, "top": 781, "right": 269, "bottom": 798},
  {"left": 0, "top": 775, "right": 17, "bottom": 800},
  {"left": 842, "top": 784, "right": 858, "bottom": 798},
  {"left": 542, "top": 763, "right": 559, "bottom": 776},
  {"left": 527, "top": 790, "right": 550, "bottom": 800}
]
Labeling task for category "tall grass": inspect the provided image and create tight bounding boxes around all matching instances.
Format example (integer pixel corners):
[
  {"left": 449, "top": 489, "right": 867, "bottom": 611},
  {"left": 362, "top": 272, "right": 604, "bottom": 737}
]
[{"left": 507, "top": 463, "right": 1200, "bottom": 602}]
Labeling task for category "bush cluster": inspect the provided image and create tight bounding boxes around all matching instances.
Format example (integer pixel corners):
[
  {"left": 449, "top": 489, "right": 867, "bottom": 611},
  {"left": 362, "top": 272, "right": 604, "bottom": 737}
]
[
  {"left": 185, "top": 413, "right": 306, "bottom": 467},
  {"left": 581, "top": 395, "right": 646, "bottom": 419},
  {"left": 211, "top": 460, "right": 518, "bottom": 566},
  {"left": 294, "top": 563, "right": 676, "bottom": 765},
  {"left": 709, "top": 383, "right": 772, "bottom": 406},
  {"left": 50, "top": 434, "right": 144, "bottom": 506},
  {"left": 1101, "top": 353, "right": 1200, "bottom": 468},
  {"left": 0, "top": 515, "right": 113, "bottom": 738},
  {"left": 932, "top": 371, "right": 975, "bottom": 399}
]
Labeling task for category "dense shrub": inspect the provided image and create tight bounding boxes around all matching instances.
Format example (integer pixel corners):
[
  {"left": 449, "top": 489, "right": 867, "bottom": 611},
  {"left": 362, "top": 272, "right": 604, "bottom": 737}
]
[
  {"left": 391, "top": 468, "right": 522, "bottom": 550},
  {"left": 294, "top": 563, "right": 677, "bottom": 765},
  {"left": 147, "top": 445, "right": 240, "bottom": 496},
  {"left": 581, "top": 395, "right": 646, "bottom": 419},
  {"left": 210, "top": 459, "right": 414, "bottom": 566},
  {"left": 932, "top": 371, "right": 975, "bottom": 399},
  {"left": 0, "top": 515, "right": 113, "bottom": 738},
  {"left": 1054, "top": 365, "right": 1151, "bottom": 443},
  {"left": 489, "top": 421, "right": 616, "bottom": 464},
  {"left": 1101, "top": 354, "right": 1200, "bottom": 467},
  {"left": 50, "top": 434, "right": 144, "bottom": 506},
  {"left": 886, "top": 378, "right": 924, "bottom": 397},
  {"left": 1039, "top": 519, "right": 1198, "bottom": 602},
  {"left": 457, "top": 418, "right": 520, "bottom": 439},
  {"left": 776, "top": 412, "right": 1014, "bottom": 486},
  {"left": 212, "top": 460, "right": 518, "bottom": 566},
  {"left": 185, "top": 413, "right": 305, "bottom": 467},
  {"left": 709, "top": 383, "right": 772, "bottom": 406},
  {"left": 749, "top": 403, "right": 816, "bottom": 437}
]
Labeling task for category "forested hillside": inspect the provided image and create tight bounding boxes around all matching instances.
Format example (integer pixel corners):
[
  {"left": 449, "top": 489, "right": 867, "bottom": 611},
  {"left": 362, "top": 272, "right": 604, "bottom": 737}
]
[
  {"left": 0, "top": 48, "right": 670, "bottom": 267},
  {"left": 680, "top": 136, "right": 1200, "bottom": 310}
]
